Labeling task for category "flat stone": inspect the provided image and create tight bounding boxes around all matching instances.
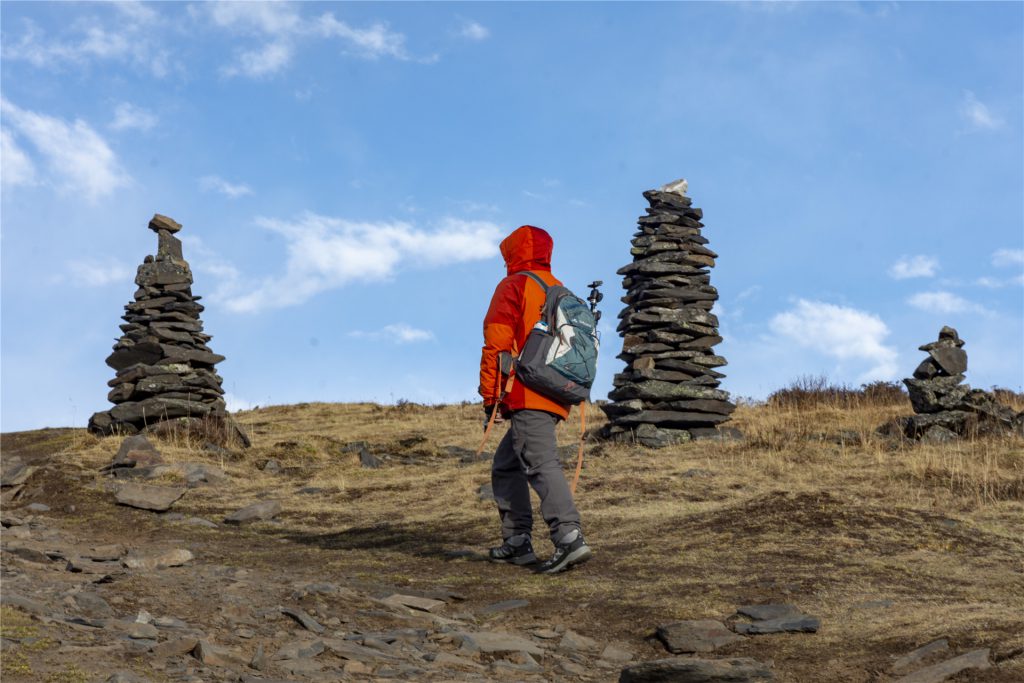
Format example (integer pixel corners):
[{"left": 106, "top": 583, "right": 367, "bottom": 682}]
[
  {"left": 192, "top": 639, "right": 248, "bottom": 668},
  {"left": 479, "top": 599, "right": 529, "bottom": 614},
  {"left": 224, "top": 499, "right": 281, "bottom": 524},
  {"left": 433, "top": 651, "right": 485, "bottom": 670},
  {"left": 928, "top": 346, "right": 967, "bottom": 376},
  {"left": 123, "top": 548, "right": 194, "bottom": 570},
  {"left": 149, "top": 214, "right": 182, "bottom": 233},
  {"left": 619, "top": 657, "right": 774, "bottom": 682},
  {"left": 559, "top": 629, "right": 600, "bottom": 652},
  {"left": 25, "top": 502, "right": 50, "bottom": 512},
  {"left": 382, "top": 593, "right": 446, "bottom": 613},
  {"left": 457, "top": 630, "right": 545, "bottom": 655},
  {"left": 658, "top": 620, "right": 745, "bottom": 653},
  {"left": 321, "top": 636, "right": 401, "bottom": 662},
  {"left": 736, "top": 604, "right": 803, "bottom": 621},
  {"left": 273, "top": 638, "right": 326, "bottom": 660},
  {"left": 732, "top": 615, "right": 820, "bottom": 635},
  {"left": 115, "top": 483, "right": 186, "bottom": 512},
  {"left": 125, "top": 621, "right": 159, "bottom": 639},
  {"left": 152, "top": 636, "right": 200, "bottom": 658},
  {"left": 892, "top": 639, "right": 950, "bottom": 674},
  {"left": 72, "top": 592, "right": 113, "bottom": 617},
  {"left": 280, "top": 606, "right": 325, "bottom": 633},
  {"left": 601, "top": 643, "right": 634, "bottom": 663},
  {"left": 893, "top": 648, "right": 990, "bottom": 683}
]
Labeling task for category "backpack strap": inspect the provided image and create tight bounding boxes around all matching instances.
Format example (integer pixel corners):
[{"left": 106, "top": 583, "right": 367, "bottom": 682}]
[{"left": 514, "top": 270, "right": 550, "bottom": 292}]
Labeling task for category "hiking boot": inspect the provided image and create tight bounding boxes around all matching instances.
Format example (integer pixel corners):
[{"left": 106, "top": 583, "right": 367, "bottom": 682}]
[
  {"left": 488, "top": 534, "right": 537, "bottom": 565},
  {"left": 536, "top": 530, "right": 592, "bottom": 574}
]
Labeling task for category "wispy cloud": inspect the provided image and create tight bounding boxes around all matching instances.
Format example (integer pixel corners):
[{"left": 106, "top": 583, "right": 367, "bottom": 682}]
[
  {"left": 110, "top": 102, "right": 158, "bottom": 131},
  {"left": 991, "top": 248, "right": 1024, "bottom": 268},
  {"left": 349, "top": 323, "right": 435, "bottom": 344},
  {"left": 65, "top": 259, "right": 133, "bottom": 286},
  {"left": 0, "top": 98, "right": 130, "bottom": 201},
  {"left": 195, "top": 2, "right": 412, "bottom": 77},
  {"left": 888, "top": 254, "right": 938, "bottom": 280},
  {"left": 770, "top": 299, "right": 898, "bottom": 381},
  {"left": 218, "top": 213, "right": 502, "bottom": 313},
  {"left": 458, "top": 19, "right": 490, "bottom": 41},
  {"left": 0, "top": 129, "right": 38, "bottom": 187},
  {"left": 199, "top": 175, "right": 253, "bottom": 199},
  {"left": 907, "top": 290, "right": 988, "bottom": 315},
  {"left": 961, "top": 91, "right": 1003, "bottom": 131},
  {"left": 1, "top": 5, "right": 171, "bottom": 77}
]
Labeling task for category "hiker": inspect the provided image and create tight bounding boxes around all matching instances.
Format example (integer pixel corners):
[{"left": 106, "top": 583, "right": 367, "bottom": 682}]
[{"left": 479, "top": 225, "right": 593, "bottom": 574}]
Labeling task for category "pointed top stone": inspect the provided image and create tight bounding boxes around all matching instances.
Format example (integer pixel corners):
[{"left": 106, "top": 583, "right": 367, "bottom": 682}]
[
  {"left": 659, "top": 178, "right": 688, "bottom": 196},
  {"left": 149, "top": 214, "right": 182, "bottom": 234}
]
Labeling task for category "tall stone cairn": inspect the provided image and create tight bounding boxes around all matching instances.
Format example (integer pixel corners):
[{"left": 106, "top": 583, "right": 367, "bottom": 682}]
[
  {"left": 891, "top": 326, "right": 1024, "bottom": 441},
  {"left": 600, "top": 179, "right": 738, "bottom": 448},
  {"left": 88, "top": 214, "right": 230, "bottom": 436}
]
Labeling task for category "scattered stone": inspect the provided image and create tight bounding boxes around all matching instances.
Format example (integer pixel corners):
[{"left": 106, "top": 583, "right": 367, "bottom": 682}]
[
  {"left": 25, "top": 502, "right": 50, "bottom": 512},
  {"left": 273, "top": 638, "right": 326, "bottom": 660},
  {"left": 479, "top": 598, "right": 529, "bottom": 614},
  {"left": 192, "top": 639, "right": 248, "bottom": 668},
  {"left": 619, "top": 657, "right": 774, "bottom": 682},
  {"left": 893, "top": 648, "right": 990, "bottom": 683},
  {"left": 224, "top": 499, "right": 282, "bottom": 524},
  {"left": 433, "top": 651, "right": 485, "bottom": 670},
  {"left": 383, "top": 593, "right": 446, "bottom": 613},
  {"left": 457, "top": 630, "right": 545, "bottom": 655},
  {"left": 123, "top": 548, "right": 194, "bottom": 570},
  {"left": 72, "top": 592, "right": 113, "bottom": 617},
  {"left": 736, "top": 604, "right": 802, "bottom": 621},
  {"left": 732, "top": 614, "right": 820, "bottom": 635},
  {"left": 152, "top": 636, "right": 200, "bottom": 658},
  {"left": 1, "top": 592, "right": 47, "bottom": 615},
  {"left": 125, "top": 621, "right": 159, "bottom": 639},
  {"left": 85, "top": 544, "right": 124, "bottom": 561},
  {"left": 358, "top": 447, "right": 383, "bottom": 469},
  {"left": 280, "top": 606, "right": 325, "bottom": 634},
  {"left": 115, "top": 483, "right": 186, "bottom": 512},
  {"left": 657, "top": 619, "right": 745, "bottom": 653},
  {"left": 259, "top": 458, "right": 282, "bottom": 474},
  {"left": 559, "top": 629, "right": 600, "bottom": 652},
  {"left": 892, "top": 639, "right": 950, "bottom": 674},
  {"left": 600, "top": 643, "right": 634, "bottom": 663},
  {"left": 1, "top": 458, "right": 37, "bottom": 487}
]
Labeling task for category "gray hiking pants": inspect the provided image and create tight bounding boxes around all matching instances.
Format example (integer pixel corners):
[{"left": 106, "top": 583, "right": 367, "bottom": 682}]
[{"left": 492, "top": 409, "right": 581, "bottom": 544}]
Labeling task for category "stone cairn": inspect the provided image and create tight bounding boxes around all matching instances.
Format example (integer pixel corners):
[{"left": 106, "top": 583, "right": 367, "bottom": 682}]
[
  {"left": 88, "top": 214, "right": 237, "bottom": 440},
  {"left": 601, "top": 179, "right": 738, "bottom": 448},
  {"left": 894, "top": 326, "right": 1023, "bottom": 441}
]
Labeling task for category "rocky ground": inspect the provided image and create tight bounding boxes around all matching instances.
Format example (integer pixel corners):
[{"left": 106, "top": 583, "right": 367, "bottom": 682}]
[{"left": 2, "top": 401, "right": 1023, "bottom": 682}]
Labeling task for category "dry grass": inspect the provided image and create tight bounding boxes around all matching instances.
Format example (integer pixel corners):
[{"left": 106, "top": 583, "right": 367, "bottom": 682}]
[{"left": 29, "top": 396, "right": 1024, "bottom": 681}]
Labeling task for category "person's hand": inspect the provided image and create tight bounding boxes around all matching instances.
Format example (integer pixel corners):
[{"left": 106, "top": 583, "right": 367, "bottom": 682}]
[{"left": 483, "top": 403, "right": 505, "bottom": 431}]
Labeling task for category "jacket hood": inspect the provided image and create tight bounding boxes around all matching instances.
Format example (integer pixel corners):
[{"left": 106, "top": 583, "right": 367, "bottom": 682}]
[{"left": 500, "top": 225, "right": 552, "bottom": 276}]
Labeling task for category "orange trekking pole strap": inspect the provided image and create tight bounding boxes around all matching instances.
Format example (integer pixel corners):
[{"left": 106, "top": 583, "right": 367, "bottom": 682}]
[
  {"left": 570, "top": 402, "right": 587, "bottom": 495},
  {"left": 475, "top": 356, "right": 517, "bottom": 458}
]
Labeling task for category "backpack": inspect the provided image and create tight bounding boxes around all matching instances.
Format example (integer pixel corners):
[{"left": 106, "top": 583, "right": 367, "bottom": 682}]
[{"left": 513, "top": 271, "right": 600, "bottom": 405}]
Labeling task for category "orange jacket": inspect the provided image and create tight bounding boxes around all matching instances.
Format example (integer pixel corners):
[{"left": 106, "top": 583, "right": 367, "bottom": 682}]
[{"left": 479, "top": 225, "right": 570, "bottom": 420}]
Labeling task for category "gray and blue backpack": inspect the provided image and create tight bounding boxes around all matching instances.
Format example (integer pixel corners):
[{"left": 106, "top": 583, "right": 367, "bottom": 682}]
[{"left": 513, "top": 271, "right": 600, "bottom": 405}]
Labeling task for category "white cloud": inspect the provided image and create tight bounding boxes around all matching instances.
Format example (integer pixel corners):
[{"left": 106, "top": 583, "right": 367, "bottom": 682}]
[
  {"left": 961, "top": 91, "right": 1003, "bottom": 131},
  {"left": 0, "top": 99, "right": 130, "bottom": 201},
  {"left": 1, "top": 129, "right": 38, "bottom": 187},
  {"left": 349, "top": 323, "right": 435, "bottom": 344},
  {"left": 459, "top": 19, "right": 490, "bottom": 41},
  {"left": 110, "top": 102, "right": 158, "bottom": 131},
  {"left": 196, "top": 3, "right": 412, "bottom": 77},
  {"left": 992, "top": 248, "right": 1024, "bottom": 268},
  {"left": 66, "top": 259, "right": 133, "bottom": 286},
  {"left": 224, "top": 392, "right": 259, "bottom": 413},
  {"left": 907, "top": 290, "right": 987, "bottom": 314},
  {"left": 769, "top": 299, "right": 899, "bottom": 381},
  {"left": 2, "top": 9, "right": 171, "bottom": 77},
  {"left": 888, "top": 254, "right": 938, "bottom": 280},
  {"left": 222, "top": 41, "right": 293, "bottom": 78},
  {"left": 221, "top": 213, "right": 502, "bottom": 313},
  {"left": 199, "top": 175, "right": 253, "bottom": 199}
]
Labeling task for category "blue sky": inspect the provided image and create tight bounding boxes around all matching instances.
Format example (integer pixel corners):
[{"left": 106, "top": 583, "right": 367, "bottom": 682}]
[{"left": 2, "top": 1, "right": 1022, "bottom": 432}]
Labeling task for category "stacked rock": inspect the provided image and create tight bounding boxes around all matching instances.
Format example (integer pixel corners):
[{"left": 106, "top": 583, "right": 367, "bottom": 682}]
[
  {"left": 601, "top": 179, "right": 738, "bottom": 447},
  {"left": 88, "top": 215, "right": 229, "bottom": 436},
  {"left": 897, "top": 326, "right": 1022, "bottom": 440}
]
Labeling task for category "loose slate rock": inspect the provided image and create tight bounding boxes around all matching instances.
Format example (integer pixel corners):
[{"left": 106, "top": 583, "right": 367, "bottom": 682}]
[
  {"left": 657, "top": 619, "right": 745, "bottom": 653},
  {"left": 457, "top": 630, "right": 544, "bottom": 655},
  {"left": 735, "top": 604, "right": 802, "bottom": 621},
  {"left": 280, "top": 606, "right": 325, "bottom": 634},
  {"left": 893, "top": 648, "right": 990, "bottom": 683},
  {"left": 123, "top": 548, "right": 193, "bottom": 570},
  {"left": 732, "top": 614, "right": 820, "bottom": 635},
  {"left": 619, "top": 657, "right": 773, "bottom": 682},
  {"left": 115, "top": 483, "right": 186, "bottom": 512},
  {"left": 382, "top": 593, "right": 446, "bottom": 613},
  {"left": 892, "top": 639, "right": 950, "bottom": 674},
  {"left": 225, "top": 499, "right": 282, "bottom": 524}
]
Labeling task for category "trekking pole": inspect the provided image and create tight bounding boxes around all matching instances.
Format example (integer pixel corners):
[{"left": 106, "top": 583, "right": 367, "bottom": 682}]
[{"left": 570, "top": 281, "right": 604, "bottom": 495}]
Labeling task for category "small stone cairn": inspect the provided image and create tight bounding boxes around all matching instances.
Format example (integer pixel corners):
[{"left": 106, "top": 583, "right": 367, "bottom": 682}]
[
  {"left": 895, "top": 326, "right": 1023, "bottom": 441},
  {"left": 88, "top": 215, "right": 231, "bottom": 437},
  {"left": 601, "top": 179, "right": 738, "bottom": 448}
]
